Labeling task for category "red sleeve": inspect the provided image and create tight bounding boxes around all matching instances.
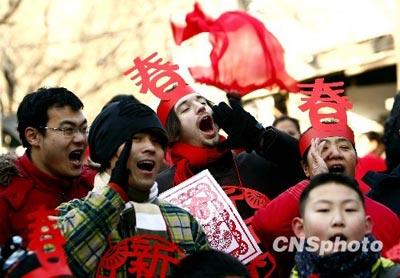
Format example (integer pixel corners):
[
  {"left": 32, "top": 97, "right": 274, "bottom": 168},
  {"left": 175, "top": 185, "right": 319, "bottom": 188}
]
[
  {"left": 365, "top": 197, "right": 400, "bottom": 254},
  {"left": 252, "top": 179, "right": 309, "bottom": 249},
  {"left": 0, "top": 196, "right": 11, "bottom": 246}
]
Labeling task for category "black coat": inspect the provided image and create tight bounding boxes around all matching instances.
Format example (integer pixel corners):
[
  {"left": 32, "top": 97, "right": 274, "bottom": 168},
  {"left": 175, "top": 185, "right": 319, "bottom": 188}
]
[
  {"left": 365, "top": 165, "right": 400, "bottom": 217},
  {"left": 157, "top": 128, "right": 306, "bottom": 220}
]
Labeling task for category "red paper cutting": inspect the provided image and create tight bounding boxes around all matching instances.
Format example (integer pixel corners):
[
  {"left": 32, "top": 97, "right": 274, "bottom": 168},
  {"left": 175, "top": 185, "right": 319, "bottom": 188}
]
[
  {"left": 298, "top": 78, "right": 355, "bottom": 156},
  {"left": 170, "top": 3, "right": 298, "bottom": 96},
  {"left": 223, "top": 185, "right": 270, "bottom": 209},
  {"left": 298, "top": 78, "right": 352, "bottom": 130},
  {"left": 124, "top": 52, "right": 192, "bottom": 101},
  {"left": 25, "top": 207, "right": 72, "bottom": 278},
  {"left": 96, "top": 234, "right": 184, "bottom": 278}
]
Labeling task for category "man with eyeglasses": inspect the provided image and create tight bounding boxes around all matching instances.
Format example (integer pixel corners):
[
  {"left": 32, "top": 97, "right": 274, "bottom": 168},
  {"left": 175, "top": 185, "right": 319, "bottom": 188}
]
[{"left": 0, "top": 87, "right": 96, "bottom": 246}]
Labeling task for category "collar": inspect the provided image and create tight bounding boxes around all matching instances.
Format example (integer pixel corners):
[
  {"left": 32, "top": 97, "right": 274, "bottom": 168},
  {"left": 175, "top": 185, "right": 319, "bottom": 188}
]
[
  {"left": 94, "top": 172, "right": 158, "bottom": 203},
  {"left": 17, "top": 153, "right": 76, "bottom": 194}
]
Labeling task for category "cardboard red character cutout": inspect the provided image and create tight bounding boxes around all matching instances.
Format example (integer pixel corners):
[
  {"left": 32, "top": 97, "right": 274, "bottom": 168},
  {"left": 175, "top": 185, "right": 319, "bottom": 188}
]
[
  {"left": 96, "top": 234, "right": 185, "bottom": 278},
  {"left": 25, "top": 207, "right": 72, "bottom": 278},
  {"left": 298, "top": 78, "right": 354, "bottom": 157},
  {"left": 124, "top": 52, "right": 194, "bottom": 126}
]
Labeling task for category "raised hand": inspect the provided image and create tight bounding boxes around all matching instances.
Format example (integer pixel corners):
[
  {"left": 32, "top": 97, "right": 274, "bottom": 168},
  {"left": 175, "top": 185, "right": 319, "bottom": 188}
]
[
  {"left": 110, "top": 140, "right": 133, "bottom": 189},
  {"left": 306, "top": 138, "right": 329, "bottom": 177},
  {"left": 212, "top": 98, "right": 265, "bottom": 151}
]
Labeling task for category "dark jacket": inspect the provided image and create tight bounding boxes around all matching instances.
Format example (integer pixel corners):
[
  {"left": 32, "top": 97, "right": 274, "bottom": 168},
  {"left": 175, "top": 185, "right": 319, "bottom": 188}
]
[
  {"left": 365, "top": 164, "right": 400, "bottom": 217},
  {"left": 157, "top": 128, "right": 305, "bottom": 219},
  {"left": 157, "top": 128, "right": 305, "bottom": 277}
]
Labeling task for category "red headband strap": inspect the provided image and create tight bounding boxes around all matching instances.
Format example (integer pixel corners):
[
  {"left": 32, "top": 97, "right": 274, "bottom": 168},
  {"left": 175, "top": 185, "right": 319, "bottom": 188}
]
[
  {"left": 156, "top": 85, "right": 195, "bottom": 126},
  {"left": 299, "top": 125, "right": 355, "bottom": 157}
]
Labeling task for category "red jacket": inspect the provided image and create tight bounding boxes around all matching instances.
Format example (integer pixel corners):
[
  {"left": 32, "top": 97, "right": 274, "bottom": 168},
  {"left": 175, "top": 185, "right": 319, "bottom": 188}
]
[
  {"left": 0, "top": 154, "right": 96, "bottom": 245},
  {"left": 253, "top": 179, "right": 400, "bottom": 275}
]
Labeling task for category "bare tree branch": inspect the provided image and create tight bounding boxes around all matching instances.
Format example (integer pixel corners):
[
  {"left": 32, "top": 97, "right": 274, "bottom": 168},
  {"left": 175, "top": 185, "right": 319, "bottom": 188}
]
[
  {"left": 1, "top": 50, "right": 16, "bottom": 113},
  {"left": 0, "top": 0, "right": 22, "bottom": 24}
]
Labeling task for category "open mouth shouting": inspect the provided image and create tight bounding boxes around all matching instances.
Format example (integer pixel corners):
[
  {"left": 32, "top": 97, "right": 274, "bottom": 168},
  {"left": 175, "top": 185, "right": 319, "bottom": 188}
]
[
  {"left": 328, "top": 164, "right": 345, "bottom": 173},
  {"left": 197, "top": 115, "right": 217, "bottom": 138},
  {"left": 328, "top": 233, "right": 348, "bottom": 243},
  {"left": 68, "top": 149, "right": 84, "bottom": 168},
  {"left": 137, "top": 159, "right": 156, "bottom": 173}
]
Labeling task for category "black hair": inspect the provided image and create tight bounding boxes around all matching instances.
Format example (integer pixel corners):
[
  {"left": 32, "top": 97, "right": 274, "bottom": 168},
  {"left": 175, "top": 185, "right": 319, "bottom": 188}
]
[
  {"left": 17, "top": 87, "right": 83, "bottom": 149},
  {"left": 273, "top": 115, "right": 301, "bottom": 133},
  {"left": 299, "top": 173, "right": 365, "bottom": 216},
  {"left": 362, "top": 131, "right": 383, "bottom": 144},
  {"left": 171, "top": 249, "right": 250, "bottom": 278},
  {"left": 165, "top": 109, "right": 182, "bottom": 145}
]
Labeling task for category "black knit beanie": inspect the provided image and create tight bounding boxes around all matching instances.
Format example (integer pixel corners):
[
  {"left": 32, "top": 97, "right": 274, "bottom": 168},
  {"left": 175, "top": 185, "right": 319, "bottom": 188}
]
[{"left": 88, "top": 100, "right": 168, "bottom": 166}]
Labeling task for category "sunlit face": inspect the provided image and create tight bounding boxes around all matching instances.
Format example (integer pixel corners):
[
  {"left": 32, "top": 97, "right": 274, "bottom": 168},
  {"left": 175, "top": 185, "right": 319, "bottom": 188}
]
[
  {"left": 293, "top": 182, "right": 371, "bottom": 255},
  {"left": 174, "top": 93, "right": 219, "bottom": 147},
  {"left": 305, "top": 136, "right": 357, "bottom": 177},
  {"left": 274, "top": 119, "right": 300, "bottom": 139},
  {"left": 113, "top": 132, "right": 165, "bottom": 192},
  {"left": 30, "top": 106, "right": 88, "bottom": 178}
]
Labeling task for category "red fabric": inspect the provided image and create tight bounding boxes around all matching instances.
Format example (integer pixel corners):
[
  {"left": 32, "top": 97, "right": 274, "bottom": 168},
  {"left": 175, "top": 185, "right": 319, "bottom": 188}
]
[
  {"left": 355, "top": 154, "right": 387, "bottom": 194},
  {"left": 170, "top": 3, "right": 297, "bottom": 96},
  {"left": 299, "top": 125, "right": 355, "bottom": 157},
  {"left": 170, "top": 140, "right": 229, "bottom": 185},
  {"left": 109, "top": 182, "right": 129, "bottom": 202},
  {"left": 253, "top": 179, "right": 400, "bottom": 276},
  {"left": 0, "top": 153, "right": 96, "bottom": 245},
  {"left": 385, "top": 240, "right": 400, "bottom": 263}
]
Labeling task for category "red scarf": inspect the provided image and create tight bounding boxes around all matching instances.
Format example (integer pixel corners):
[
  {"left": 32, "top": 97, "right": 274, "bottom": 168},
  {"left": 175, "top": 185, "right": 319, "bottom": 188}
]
[{"left": 170, "top": 139, "right": 229, "bottom": 185}]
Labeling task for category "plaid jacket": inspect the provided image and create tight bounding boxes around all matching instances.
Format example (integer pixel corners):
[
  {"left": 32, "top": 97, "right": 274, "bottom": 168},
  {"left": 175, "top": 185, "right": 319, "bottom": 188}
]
[{"left": 56, "top": 185, "right": 209, "bottom": 277}]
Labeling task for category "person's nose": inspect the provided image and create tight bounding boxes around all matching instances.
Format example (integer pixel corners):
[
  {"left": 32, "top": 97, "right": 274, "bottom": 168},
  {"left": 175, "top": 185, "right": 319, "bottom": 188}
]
[
  {"left": 331, "top": 210, "right": 345, "bottom": 227},
  {"left": 141, "top": 136, "right": 156, "bottom": 153},
  {"left": 72, "top": 129, "right": 88, "bottom": 145},
  {"left": 325, "top": 145, "right": 342, "bottom": 159},
  {"left": 194, "top": 101, "right": 206, "bottom": 114}
]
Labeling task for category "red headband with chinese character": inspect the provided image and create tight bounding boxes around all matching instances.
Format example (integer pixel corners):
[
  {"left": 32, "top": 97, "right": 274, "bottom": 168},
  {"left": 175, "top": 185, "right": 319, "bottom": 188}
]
[
  {"left": 298, "top": 78, "right": 354, "bottom": 157},
  {"left": 124, "top": 52, "right": 194, "bottom": 126},
  {"left": 299, "top": 125, "right": 355, "bottom": 157}
]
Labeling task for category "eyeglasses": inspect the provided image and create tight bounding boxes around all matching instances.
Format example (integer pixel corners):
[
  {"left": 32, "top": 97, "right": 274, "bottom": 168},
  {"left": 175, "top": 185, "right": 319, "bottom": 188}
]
[{"left": 40, "top": 126, "right": 89, "bottom": 137}]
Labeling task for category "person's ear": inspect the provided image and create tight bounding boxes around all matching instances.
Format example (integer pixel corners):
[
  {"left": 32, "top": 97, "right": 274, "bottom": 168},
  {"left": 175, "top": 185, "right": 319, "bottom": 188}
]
[
  {"left": 301, "top": 160, "right": 311, "bottom": 178},
  {"left": 365, "top": 215, "right": 372, "bottom": 234},
  {"left": 292, "top": 217, "right": 306, "bottom": 238},
  {"left": 25, "top": 127, "right": 41, "bottom": 147}
]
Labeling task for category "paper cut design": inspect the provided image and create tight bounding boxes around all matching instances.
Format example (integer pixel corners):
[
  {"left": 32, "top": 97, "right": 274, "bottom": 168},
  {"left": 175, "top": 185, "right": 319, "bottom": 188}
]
[
  {"left": 298, "top": 78, "right": 355, "bottom": 156},
  {"left": 298, "top": 78, "right": 352, "bottom": 130},
  {"left": 26, "top": 207, "right": 72, "bottom": 277},
  {"left": 223, "top": 185, "right": 270, "bottom": 209},
  {"left": 159, "top": 170, "right": 261, "bottom": 264},
  {"left": 96, "top": 234, "right": 184, "bottom": 278},
  {"left": 170, "top": 3, "right": 297, "bottom": 96},
  {"left": 124, "top": 52, "right": 192, "bottom": 101}
]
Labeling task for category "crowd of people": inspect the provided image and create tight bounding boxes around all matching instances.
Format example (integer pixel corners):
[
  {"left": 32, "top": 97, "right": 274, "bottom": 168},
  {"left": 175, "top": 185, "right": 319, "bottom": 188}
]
[{"left": 0, "top": 85, "right": 399, "bottom": 277}]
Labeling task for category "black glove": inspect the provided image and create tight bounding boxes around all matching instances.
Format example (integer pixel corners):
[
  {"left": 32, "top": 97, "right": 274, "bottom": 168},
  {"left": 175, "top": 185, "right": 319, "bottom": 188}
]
[
  {"left": 212, "top": 98, "right": 265, "bottom": 151},
  {"left": 109, "top": 140, "right": 133, "bottom": 191}
]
